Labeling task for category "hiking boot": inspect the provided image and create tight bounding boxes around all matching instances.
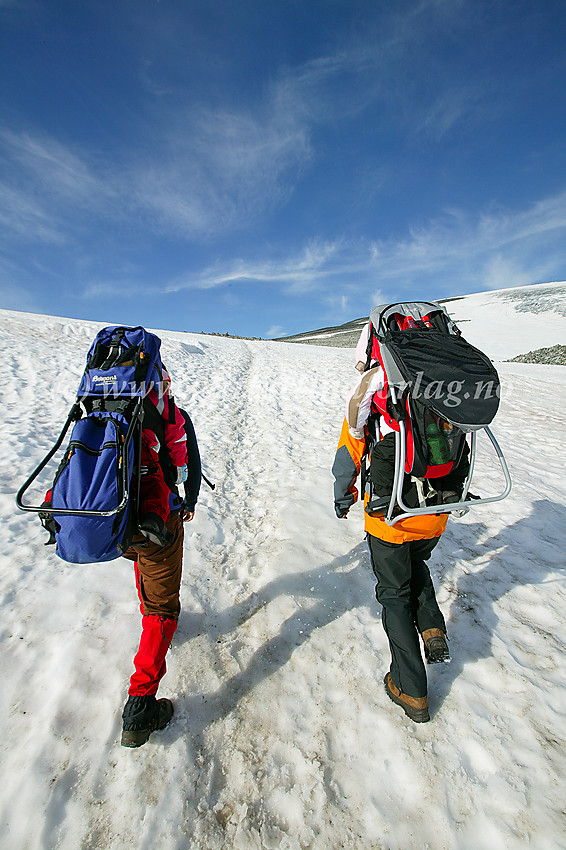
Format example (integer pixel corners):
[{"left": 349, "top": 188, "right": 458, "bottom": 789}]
[
  {"left": 422, "top": 628, "right": 451, "bottom": 664},
  {"left": 121, "top": 694, "right": 174, "bottom": 748},
  {"left": 139, "top": 513, "right": 174, "bottom": 548},
  {"left": 384, "top": 673, "right": 430, "bottom": 723}
]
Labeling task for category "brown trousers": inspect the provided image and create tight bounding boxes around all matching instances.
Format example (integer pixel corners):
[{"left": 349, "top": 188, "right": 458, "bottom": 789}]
[{"left": 122, "top": 511, "right": 184, "bottom": 618}]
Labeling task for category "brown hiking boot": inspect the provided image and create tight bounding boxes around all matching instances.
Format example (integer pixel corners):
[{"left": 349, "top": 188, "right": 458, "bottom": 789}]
[
  {"left": 422, "top": 628, "right": 450, "bottom": 664},
  {"left": 384, "top": 673, "right": 430, "bottom": 723}
]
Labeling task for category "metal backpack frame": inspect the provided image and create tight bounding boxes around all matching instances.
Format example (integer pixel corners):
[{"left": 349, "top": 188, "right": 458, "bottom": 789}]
[
  {"left": 16, "top": 397, "right": 144, "bottom": 520},
  {"left": 15, "top": 326, "right": 158, "bottom": 533},
  {"left": 382, "top": 387, "right": 512, "bottom": 526},
  {"left": 364, "top": 301, "right": 512, "bottom": 526}
]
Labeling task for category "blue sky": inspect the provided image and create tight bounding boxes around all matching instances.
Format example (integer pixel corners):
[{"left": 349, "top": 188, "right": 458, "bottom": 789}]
[{"left": 2, "top": 0, "right": 566, "bottom": 338}]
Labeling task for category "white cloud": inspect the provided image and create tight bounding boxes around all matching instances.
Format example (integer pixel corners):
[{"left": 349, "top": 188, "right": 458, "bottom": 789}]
[
  {"left": 266, "top": 325, "right": 284, "bottom": 339},
  {"left": 0, "top": 2, "right": 492, "bottom": 250},
  {"left": 366, "top": 191, "right": 566, "bottom": 298},
  {"left": 265, "top": 0, "right": 488, "bottom": 143},
  {"left": 166, "top": 239, "right": 346, "bottom": 294},
  {"left": 2, "top": 131, "right": 104, "bottom": 201},
  {"left": 130, "top": 99, "right": 312, "bottom": 238},
  {"left": 0, "top": 253, "right": 38, "bottom": 311},
  {"left": 81, "top": 279, "right": 157, "bottom": 299},
  {"left": 0, "top": 129, "right": 122, "bottom": 244},
  {"left": 127, "top": 4, "right": 483, "bottom": 239},
  {"left": 164, "top": 188, "right": 566, "bottom": 306},
  {"left": 415, "top": 83, "right": 485, "bottom": 140},
  {"left": 71, "top": 185, "right": 566, "bottom": 311},
  {"left": 0, "top": 100, "right": 312, "bottom": 244},
  {"left": 0, "top": 181, "right": 65, "bottom": 243},
  {"left": 1, "top": 130, "right": 118, "bottom": 207},
  {"left": 371, "top": 288, "right": 387, "bottom": 306}
]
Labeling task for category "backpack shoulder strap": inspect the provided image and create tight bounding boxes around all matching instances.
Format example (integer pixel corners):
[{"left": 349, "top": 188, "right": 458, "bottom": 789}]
[
  {"left": 142, "top": 396, "right": 180, "bottom": 491},
  {"left": 364, "top": 323, "right": 376, "bottom": 372},
  {"left": 142, "top": 397, "right": 166, "bottom": 446}
]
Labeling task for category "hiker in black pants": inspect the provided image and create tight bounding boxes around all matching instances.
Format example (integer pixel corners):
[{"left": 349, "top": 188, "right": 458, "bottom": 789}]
[
  {"left": 333, "top": 418, "right": 451, "bottom": 724},
  {"left": 366, "top": 534, "right": 448, "bottom": 721}
]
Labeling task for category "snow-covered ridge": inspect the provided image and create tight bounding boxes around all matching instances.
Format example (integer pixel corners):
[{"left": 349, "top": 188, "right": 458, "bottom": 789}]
[
  {"left": 444, "top": 281, "right": 566, "bottom": 361},
  {"left": 1, "top": 303, "right": 566, "bottom": 849},
  {"left": 278, "top": 281, "right": 566, "bottom": 362}
]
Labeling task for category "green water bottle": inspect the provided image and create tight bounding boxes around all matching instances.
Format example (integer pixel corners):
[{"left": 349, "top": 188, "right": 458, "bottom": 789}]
[{"left": 426, "top": 422, "right": 450, "bottom": 464}]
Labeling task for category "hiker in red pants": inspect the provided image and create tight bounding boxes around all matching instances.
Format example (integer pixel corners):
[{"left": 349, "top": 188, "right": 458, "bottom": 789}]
[
  {"left": 119, "top": 509, "right": 189, "bottom": 746},
  {"left": 120, "top": 408, "right": 201, "bottom": 748}
]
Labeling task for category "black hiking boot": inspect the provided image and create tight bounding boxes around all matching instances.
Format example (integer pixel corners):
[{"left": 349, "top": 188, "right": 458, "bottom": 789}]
[
  {"left": 121, "top": 694, "right": 174, "bottom": 748},
  {"left": 384, "top": 673, "right": 430, "bottom": 723},
  {"left": 139, "top": 513, "right": 174, "bottom": 548},
  {"left": 422, "top": 628, "right": 451, "bottom": 664}
]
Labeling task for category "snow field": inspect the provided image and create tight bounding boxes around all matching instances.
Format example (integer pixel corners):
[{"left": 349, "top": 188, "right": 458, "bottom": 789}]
[{"left": 0, "top": 307, "right": 565, "bottom": 849}]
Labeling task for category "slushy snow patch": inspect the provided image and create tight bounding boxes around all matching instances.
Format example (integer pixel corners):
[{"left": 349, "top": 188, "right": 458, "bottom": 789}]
[{"left": 0, "top": 304, "right": 565, "bottom": 849}]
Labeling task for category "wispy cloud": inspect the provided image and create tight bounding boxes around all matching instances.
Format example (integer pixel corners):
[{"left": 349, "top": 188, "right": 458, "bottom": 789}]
[
  {"left": 0, "top": 1, "right": 558, "bottom": 267},
  {"left": 373, "top": 191, "right": 566, "bottom": 289},
  {"left": 128, "top": 2, "right": 491, "bottom": 238},
  {"left": 0, "top": 129, "right": 120, "bottom": 243},
  {"left": 0, "top": 103, "right": 311, "bottom": 244},
  {"left": 266, "top": 324, "right": 284, "bottom": 339},
  {"left": 0, "top": 181, "right": 65, "bottom": 243},
  {"left": 166, "top": 239, "right": 348, "bottom": 294},
  {"left": 265, "top": 0, "right": 491, "bottom": 142},
  {"left": 415, "top": 83, "right": 486, "bottom": 140},
  {"left": 0, "top": 251, "right": 38, "bottom": 311},
  {"left": 0, "top": 2, "right": 495, "bottom": 251},
  {"left": 2, "top": 131, "right": 106, "bottom": 202},
  {"left": 133, "top": 105, "right": 312, "bottom": 238},
  {"left": 163, "top": 188, "right": 566, "bottom": 307},
  {"left": 81, "top": 278, "right": 158, "bottom": 299},
  {"left": 11, "top": 106, "right": 566, "bottom": 315}
]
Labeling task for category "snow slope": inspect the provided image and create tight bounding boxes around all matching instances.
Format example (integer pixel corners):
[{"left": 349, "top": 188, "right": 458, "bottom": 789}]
[
  {"left": 279, "top": 281, "right": 566, "bottom": 362},
  {"left": 443, "top": 281, "right": 566, "bottom": 361},
  {"left": 0, "top": 307, "right": 565, "bottom": 850}
]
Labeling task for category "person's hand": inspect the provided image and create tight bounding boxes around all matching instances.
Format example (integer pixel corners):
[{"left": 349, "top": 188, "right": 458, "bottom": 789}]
[{"left": 182, "top": 507, "right": 195, "bottom": 522}]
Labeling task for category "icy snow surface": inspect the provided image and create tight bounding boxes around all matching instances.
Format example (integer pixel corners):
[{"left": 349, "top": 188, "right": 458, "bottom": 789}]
[
  {"left": 444, "top": 281, "right": 566, "bottom": 361},
  {"left": 0, "top": 297, "right": 565, "bottom": 850}
]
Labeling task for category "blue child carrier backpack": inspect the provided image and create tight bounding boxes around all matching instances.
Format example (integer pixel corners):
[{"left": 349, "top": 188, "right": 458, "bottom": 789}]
[{"left": 17, "top": 326, "right": 164, "bottom": 563}]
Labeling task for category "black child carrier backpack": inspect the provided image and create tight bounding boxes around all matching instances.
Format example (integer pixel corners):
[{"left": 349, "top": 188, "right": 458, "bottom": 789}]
[
  {"left": 17, "top": 326, "right": 167, "bottom": 563},
  {"left": 361, "top": 301, "right": 512, "bottom": 525}
]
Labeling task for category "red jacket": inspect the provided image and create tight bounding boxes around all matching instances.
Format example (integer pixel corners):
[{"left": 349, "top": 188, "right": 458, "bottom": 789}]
[{"left": 146, "top": 388, "right": 187, "bottom": 468}]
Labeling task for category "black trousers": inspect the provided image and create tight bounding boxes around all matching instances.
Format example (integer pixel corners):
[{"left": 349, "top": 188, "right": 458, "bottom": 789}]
[{"left": 367, "top": 534, "right": 446, "bottom": 698}]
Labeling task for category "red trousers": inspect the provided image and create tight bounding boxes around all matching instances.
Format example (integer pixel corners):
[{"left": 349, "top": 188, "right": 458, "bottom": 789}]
[
  {"left": 128, "top": 608, "right": 177, "bottom": 696},
  {"left": 123, "top": 512, "right": 184, "bottom": 696}
]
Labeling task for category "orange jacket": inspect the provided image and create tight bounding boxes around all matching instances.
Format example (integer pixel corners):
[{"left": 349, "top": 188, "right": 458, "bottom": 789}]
[{"left": 332, "top": 418, "right": 448, "bottom": 544}]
